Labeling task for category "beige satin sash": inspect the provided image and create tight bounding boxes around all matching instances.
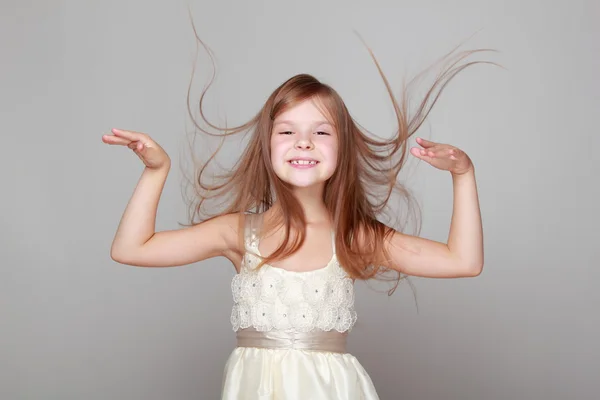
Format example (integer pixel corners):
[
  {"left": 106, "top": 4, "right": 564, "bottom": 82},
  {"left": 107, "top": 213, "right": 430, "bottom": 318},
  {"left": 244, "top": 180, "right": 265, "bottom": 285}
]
[{"left": 236, "top": 328, "right": 348, "bottom": 354}]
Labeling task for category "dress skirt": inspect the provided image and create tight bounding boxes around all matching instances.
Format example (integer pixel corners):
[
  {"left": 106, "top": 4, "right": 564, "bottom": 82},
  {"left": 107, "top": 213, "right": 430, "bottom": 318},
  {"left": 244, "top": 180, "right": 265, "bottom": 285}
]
[{"left": 221, "top": 346, "right": 379, "bottom": 399}]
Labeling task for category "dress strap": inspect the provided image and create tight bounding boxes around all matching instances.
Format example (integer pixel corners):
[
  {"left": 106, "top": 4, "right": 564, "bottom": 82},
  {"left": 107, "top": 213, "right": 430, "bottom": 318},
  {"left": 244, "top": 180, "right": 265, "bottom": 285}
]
[
  {"left": 243, "top": 213, "right": 253, "bottom": 246},
  {"left": 244, "top": 213, "right": 258, "bottom": 249}
]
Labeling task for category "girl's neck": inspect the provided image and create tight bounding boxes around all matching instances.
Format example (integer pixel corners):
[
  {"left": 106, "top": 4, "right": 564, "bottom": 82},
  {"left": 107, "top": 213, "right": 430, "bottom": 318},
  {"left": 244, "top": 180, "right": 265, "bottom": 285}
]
[
  {"left": 270, "top": 185, "right": 330, "bottom": 224},
  {"left": 292, "top": 185, "right": 329, "bottom": 223}
]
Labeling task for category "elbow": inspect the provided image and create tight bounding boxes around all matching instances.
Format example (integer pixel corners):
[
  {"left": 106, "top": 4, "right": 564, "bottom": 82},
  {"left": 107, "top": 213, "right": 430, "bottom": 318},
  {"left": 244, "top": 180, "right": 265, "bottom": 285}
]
[
  {"left": 110, "top": 248, "right": 126, "bottom": 264},
  {"left": 464, "top": 261, "right": 484, "bottom": 277},
  {"left": 448, "top": 253, "right": 484, "bottom": 278},
  {"left": 110, "top": 244, "right": 154, "bottom": 267},
  {"left": 110, "top": 246, "right": 136, "bottom": 266}
]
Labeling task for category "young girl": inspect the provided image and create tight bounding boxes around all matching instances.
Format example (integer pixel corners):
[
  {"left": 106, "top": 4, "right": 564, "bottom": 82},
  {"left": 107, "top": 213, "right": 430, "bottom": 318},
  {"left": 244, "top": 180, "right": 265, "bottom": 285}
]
[{"left": 102, "top": 44, "right": 487, "bottom": 399}]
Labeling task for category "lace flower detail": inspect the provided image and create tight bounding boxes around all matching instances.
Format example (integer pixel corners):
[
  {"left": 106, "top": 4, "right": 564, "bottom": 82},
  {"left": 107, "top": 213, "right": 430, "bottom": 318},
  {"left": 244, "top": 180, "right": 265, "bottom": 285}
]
[
  {"left": 272, "top": 302, "right": 291, "bottom": 331},
  {"left": 252, "top": 301, "right": 274, "bottom": 331},
  {"left": 334, "top": 307, "right": 355, "bottom": 332},
  {"left": 231, "top": 274, "right": 243, "bottom": 303},
  {"left": 289, "top": 302, "right": 317, "bottom": 332},
  {"left": 302, "top": 275, "right": 329, "bottom": 304},
  {"left": 317, "top": 305, "right": 338, "bottom": 331},
  {"left": 240, "top": 273, "right": 261, "bottom": 304},
  {"left": 327, "top": 278, "right": 354, "bottom": 307},
  {"left": 238, "top": 303, "right": 251, "bottom": 330},
  {"left": 230, "top": 304, "right": 240, "bottom": 331},
  {"left": 339, "top": 279, "right": 355, "bottom": 307},
  {"left": 260, "top": 268, "right": 282, "bottom": 303}
]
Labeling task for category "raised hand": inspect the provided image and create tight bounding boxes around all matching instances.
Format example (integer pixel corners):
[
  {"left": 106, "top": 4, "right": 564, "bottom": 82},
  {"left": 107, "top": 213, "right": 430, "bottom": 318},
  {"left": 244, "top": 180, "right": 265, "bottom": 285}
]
[
  {"left": 102, "top": 129, "right": 170, "bottom": 170},
  {"left": 410, "top": 137, "right": 473, "bottom": 175}
]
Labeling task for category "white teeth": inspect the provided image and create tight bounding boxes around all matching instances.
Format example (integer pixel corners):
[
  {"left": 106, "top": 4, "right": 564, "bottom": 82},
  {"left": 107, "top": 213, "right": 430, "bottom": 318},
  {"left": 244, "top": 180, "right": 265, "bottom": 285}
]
[{"left": 290, "top": 160, "right": 317, "bottom": 165}]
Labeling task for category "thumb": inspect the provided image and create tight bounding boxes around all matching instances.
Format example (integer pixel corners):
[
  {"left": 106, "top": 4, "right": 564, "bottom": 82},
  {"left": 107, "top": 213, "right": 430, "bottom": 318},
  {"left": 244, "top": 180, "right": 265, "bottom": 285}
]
[{"left": 134, "top": 141, "right": 146, "bottom": 153}]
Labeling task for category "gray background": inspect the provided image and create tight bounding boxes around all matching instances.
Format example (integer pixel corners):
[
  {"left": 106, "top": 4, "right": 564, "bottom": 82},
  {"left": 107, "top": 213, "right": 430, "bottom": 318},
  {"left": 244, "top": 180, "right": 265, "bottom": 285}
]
[{"left": 2, "top": 0, "right": 599, "bottom": 399}]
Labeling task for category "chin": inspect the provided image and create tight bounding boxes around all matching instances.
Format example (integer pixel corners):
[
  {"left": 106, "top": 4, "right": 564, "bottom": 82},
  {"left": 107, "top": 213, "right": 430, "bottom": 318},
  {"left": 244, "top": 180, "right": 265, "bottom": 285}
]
[
  {"left": 277, "top": 176, "right": 327, "bottom": 190},
  {"left": 273, "top": 166, "right": 335, "bottom": 190},
  {"left": 287, "top": 179, "right": 323, "bottom": 189},
  {"left": 295, "top": 183, "right": 324, "bottom": 190}
]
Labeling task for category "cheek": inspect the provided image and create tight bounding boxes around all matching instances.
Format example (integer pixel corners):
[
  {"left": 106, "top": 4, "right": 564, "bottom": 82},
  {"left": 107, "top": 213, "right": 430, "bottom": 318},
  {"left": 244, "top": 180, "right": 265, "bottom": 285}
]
[
  {"left": 324, "top": 141, "right": 339, "bottom": 168},
  {"left": 269, "top": 138, "right": 287, "bottom": 170},
  {"left": 327, "top": 151, "right": 338, "bottom": 174},
  {"left": 270, "top": 139, "right": 280, "bottom": 156}
]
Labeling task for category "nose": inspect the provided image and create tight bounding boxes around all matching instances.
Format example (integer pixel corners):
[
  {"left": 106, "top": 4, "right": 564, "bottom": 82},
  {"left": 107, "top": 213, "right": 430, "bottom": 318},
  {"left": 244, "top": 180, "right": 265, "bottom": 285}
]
[{"left": 294, "top": 137, "right": 314, "bottom": 150}]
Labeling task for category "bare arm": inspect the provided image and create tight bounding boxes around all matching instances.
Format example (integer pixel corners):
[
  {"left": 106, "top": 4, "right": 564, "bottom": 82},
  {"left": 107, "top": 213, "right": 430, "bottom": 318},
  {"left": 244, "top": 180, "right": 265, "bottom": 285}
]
[
  {"left": 382, "top": 138, "right": 484, "bottom": 278},
  {"left": 103, "top": 128, "right": 240, "bottom": 268}
]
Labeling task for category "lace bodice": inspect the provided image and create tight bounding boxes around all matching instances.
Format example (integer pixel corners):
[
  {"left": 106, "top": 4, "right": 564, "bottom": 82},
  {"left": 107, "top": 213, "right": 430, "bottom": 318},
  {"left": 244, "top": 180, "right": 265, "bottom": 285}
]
[{"left": 230, "top": 214, "right": 358, "bottom": 333}]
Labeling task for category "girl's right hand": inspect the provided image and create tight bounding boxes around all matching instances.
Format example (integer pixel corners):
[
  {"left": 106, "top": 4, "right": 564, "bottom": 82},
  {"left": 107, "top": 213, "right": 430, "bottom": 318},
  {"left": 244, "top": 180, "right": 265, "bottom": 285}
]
[{"left": 102, "top": 128, "right": 170, "bottom": 170}]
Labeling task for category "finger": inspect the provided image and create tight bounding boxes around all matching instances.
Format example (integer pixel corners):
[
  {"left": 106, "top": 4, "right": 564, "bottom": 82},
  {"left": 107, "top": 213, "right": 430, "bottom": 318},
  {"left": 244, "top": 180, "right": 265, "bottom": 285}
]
[
  {"left": 423, "top": 147, "right": 455, "bottom": 158},
  {"left": 421, "top": 147, "right": 440, "bottom": 158},
  {"left": 128, "top": 141, "right": 147, "bottom": 154},
  {"left": 447, "top": 148, "right": 458, "bottom": 160},
  {"left": 410, "top": 147, "right": 433, "bottom": 161},
  {"left": 102, "top": 134, "right": 132, "bottom": 146},
  {"left": 413, "top": 146, "right": 435, "bottom": 158},
  {"left": 431, "top": 148, "right": 453, "bottom": 158},
  {"left": 127, "top": 141, "right": 146, "bottom": 152},
  {"left": 441, "top": 148, "right": 462, "bottom": 160},
  {"left": 416, "top": 137, "right": 437, "bottom": 149},
  {"left": 112, "top": 128, "right": 147, "bottom": 142}
]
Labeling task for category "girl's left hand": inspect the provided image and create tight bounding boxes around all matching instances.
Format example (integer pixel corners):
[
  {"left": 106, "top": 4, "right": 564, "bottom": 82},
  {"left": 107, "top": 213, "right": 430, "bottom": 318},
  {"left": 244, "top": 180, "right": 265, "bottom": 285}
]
[{"left": 410, "top": 137, "right": 473, "bottom": 175}]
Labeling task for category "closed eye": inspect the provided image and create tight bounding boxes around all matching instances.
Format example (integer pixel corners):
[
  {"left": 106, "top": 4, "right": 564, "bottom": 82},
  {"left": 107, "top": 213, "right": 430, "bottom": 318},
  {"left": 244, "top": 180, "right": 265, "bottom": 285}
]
[{"left": 278, "top": 131, "right": 330, "bottom": 135}]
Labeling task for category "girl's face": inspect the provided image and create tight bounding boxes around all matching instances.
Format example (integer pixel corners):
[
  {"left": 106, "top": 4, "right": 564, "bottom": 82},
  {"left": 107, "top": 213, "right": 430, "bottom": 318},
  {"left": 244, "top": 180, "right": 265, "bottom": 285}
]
[{"left": 270, "top": 99, "right": 338, "bottom": 190}]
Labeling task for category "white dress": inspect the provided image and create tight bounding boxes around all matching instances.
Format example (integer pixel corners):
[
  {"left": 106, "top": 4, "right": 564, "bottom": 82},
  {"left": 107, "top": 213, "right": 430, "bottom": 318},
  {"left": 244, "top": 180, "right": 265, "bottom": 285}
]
[{"left": 221, "top": 214, "right": 379, "bottom": 399}]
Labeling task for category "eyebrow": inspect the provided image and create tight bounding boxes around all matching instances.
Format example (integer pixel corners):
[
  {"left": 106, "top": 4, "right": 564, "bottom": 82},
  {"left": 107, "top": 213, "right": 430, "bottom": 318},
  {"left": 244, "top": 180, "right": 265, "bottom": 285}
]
[{"left": 274, "top": 120, "right": 333, "bottom": 127}]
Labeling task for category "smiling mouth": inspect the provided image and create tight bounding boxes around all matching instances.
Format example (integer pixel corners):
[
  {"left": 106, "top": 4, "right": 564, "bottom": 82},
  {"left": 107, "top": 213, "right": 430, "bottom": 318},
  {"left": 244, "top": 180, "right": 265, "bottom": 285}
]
[{"left": 289, "top": 160, "right": 319, "bottom": 165}]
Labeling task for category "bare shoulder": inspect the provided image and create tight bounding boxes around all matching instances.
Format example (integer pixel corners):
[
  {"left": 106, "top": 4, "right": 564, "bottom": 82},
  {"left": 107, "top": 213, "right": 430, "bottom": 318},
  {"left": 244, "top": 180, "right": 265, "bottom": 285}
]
[{"left": 193, "top": 212, "right": 245, "bottom": 262}]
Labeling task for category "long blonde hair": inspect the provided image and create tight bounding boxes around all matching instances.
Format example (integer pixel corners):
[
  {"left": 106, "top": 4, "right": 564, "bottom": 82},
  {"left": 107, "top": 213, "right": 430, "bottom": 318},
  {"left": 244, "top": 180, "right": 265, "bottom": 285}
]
[{"left": 183, "top": 23, "right": 498, "bottom": 292}]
